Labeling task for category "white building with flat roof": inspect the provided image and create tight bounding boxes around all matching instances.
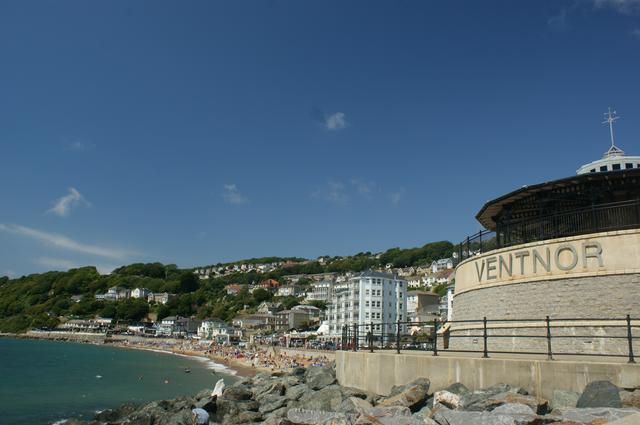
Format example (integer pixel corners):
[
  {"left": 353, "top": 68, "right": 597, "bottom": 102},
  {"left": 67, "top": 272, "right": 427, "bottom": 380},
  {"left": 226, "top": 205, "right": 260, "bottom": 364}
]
[
  {"left": 306, "top": 280, "right": 334, "bottom": 303},
  {"left": 326, "top": 271, "right": 407, "bottom": 337}
]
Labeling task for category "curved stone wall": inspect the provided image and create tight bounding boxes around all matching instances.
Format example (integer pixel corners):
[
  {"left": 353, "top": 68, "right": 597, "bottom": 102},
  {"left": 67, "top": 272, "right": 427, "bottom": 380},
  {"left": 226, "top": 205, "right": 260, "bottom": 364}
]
[
  {"left": 449, "top": 229, "right": 640, "bottom": 355},
  {"left": 452, "top": 273, "right": 640, "bottom": 321}
]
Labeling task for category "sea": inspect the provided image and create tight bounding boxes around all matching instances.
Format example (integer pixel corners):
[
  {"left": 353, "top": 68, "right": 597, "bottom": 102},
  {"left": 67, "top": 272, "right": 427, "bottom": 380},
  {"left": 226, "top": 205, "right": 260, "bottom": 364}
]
[{"left": 0, "top": 337, "right": 238, "bottom": 425}]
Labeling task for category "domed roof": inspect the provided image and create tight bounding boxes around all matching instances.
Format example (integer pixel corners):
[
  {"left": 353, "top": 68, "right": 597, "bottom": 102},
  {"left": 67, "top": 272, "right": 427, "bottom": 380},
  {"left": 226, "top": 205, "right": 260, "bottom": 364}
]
[{"left": 576, "top": 108, "right": 639, "bottom": 175}]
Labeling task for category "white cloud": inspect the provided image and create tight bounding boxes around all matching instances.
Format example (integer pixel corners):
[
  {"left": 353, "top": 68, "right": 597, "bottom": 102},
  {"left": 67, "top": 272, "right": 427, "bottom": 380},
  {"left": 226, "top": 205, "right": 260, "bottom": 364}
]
[
  {"left": 351, "top": 179, "right": 375, "bottom": 200},
  {"left": 0, "top": 223, "right": 133, "bottom": 260},
  {"left": 548, "top": 8, "right": 569, "bottom": 29},
  {"left": 325, "top": 112, "right": 347, "bottom": 130},
  {"left": 35, "top": 257, "right": 79, "bottom": 271},
  {"left": 47, "top": 187, "right": 89, "bottom": 217},
  {"left": 592, "top": 0, "right": 640, "bottom": 14},
  {"left": 222, "top": 184, "right": 248, "bottom": 205},
  {"left": 2, "top": 270, "right": 16, "bottom": 279},
  {"left": 96, "top": 264, "right": 116, "bottom": 275},
  {"left": 312, "top": 182, "right": 349, "bottom": 205},
  {"left": 390, "top": 187, "right": 406, "bottom": 205}
]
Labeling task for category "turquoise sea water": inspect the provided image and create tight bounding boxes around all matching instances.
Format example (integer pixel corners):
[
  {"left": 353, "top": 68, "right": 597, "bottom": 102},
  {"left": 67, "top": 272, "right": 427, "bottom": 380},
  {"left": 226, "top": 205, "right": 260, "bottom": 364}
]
[{"left": 0, "top": 338, "right": 237, "bottom": 425}]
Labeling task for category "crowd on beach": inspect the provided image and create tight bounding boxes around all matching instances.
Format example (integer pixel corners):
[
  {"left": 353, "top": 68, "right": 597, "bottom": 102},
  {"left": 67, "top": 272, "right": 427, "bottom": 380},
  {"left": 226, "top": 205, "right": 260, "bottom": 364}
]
[
  {"left": 205, "top": 344, "right": 331, "bottom": 371},
  {"left": 113, "top": 337, "right": 332, "bottom": 375}
]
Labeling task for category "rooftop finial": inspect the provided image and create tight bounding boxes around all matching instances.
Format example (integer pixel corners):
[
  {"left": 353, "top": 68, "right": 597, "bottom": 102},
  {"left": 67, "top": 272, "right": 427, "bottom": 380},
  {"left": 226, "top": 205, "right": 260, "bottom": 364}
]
[{"left": 602, "top": 107, "right": 624, "bottom": 157}]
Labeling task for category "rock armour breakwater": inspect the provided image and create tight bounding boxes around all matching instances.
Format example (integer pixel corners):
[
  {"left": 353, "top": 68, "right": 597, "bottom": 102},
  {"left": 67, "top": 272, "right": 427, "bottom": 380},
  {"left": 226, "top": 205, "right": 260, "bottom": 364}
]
[{"left": 64, "top": 363, "right": 640, "bottom": 425}]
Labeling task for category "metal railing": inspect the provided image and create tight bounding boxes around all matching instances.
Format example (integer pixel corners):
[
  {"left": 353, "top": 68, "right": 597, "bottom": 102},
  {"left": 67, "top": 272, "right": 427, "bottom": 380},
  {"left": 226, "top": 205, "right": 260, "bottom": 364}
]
[
  {"left": 454, "top": 229, "right": 496, "bottom": 265},
  {"left": 497, "top": 199, "right": 640, "bottom": 249},
  {"left": 338, "top": 316, "right": 638, "bottom": 363},
  {"left": 455, "top": 199, "right": 640, "bottom": 263}
]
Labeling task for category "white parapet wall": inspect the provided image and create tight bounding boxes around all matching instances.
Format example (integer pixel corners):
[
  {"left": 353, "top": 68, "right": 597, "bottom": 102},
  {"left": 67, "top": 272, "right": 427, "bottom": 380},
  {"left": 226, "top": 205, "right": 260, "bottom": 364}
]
[{"left": 335, "top": 350, "right": 640, "bottom": 399}]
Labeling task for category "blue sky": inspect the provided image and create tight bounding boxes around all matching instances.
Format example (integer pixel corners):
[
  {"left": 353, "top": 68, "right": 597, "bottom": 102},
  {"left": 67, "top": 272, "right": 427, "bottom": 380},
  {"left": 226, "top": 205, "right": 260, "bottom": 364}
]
[{"left": 2, "top": 0, "right": 640, "bottom": 277}]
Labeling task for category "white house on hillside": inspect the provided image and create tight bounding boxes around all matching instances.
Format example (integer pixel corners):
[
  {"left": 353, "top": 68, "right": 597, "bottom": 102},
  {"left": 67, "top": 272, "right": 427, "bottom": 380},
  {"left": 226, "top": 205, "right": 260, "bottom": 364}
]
[
  {"left": 431, "top": 258, "right": 454, "bottom": 273},
  {"left": 131, "top": 288, "right": 151, "bottom": 299}
]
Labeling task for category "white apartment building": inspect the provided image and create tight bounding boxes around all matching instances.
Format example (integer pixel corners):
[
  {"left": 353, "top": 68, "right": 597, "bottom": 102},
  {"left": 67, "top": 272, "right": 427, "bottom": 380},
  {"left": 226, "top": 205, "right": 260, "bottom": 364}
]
[
  {"left": 439, "top": 284, "right": 455, "bottom": 322},
  {"left": 326, "top": 271, "right": 407, "bottom": 337},
  {"left": 306, "top": 280, "right": 334, "bottom": 303}
]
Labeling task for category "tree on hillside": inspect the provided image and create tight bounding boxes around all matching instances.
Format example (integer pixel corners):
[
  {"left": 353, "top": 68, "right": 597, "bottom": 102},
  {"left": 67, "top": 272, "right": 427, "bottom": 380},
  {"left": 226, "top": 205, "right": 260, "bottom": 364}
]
[
  {"left": 280, "top": 296, "right": 301, "bottom": 310},
  {"left": 252, "top": 288, "right": 272, "bottom": 304},
  {"left": 99, "top": 302, "right": 117, "bottom": 319},
  {"left": 156, "top": 304, "right": 171, "bottom": 321},
  {"left": 116, "top": 298, "right": 149, "bottom": 322},
  {"left": 179, "top": 273, "right": 199, "bottom": 293},
  {"left": 307, "top": 300, "right": 327, "bottom": 310}
]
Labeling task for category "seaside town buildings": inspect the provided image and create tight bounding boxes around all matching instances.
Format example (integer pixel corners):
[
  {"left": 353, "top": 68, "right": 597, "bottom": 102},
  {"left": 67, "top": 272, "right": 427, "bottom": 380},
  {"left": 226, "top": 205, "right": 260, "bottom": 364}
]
[
  {"left": 326, "top": 271, "right": 408, "bottom": 337},
  {"left": 406, "top": 290, "right": 440, "bottom": 323},
  {"left": 94, "top": 286, "right": 176, "bottom": 305},
  {"left": 131, "top": 288, "right": 151, "bottom": 299},
  {"left": 197, "top": 319, "right": 242, "bottom": 343}
]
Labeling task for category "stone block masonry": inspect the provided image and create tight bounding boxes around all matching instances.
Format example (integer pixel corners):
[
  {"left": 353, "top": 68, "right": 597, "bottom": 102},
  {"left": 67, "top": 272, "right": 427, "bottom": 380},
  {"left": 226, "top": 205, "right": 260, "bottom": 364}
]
[{"left": 449, "top": 273, "right": 640, "bottom": 355}]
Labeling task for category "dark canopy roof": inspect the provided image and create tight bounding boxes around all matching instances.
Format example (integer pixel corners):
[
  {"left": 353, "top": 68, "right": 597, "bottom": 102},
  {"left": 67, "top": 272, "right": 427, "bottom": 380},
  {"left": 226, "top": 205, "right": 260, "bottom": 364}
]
[{"left": 476, "top": 168, "right": 640, "bottom": 230}]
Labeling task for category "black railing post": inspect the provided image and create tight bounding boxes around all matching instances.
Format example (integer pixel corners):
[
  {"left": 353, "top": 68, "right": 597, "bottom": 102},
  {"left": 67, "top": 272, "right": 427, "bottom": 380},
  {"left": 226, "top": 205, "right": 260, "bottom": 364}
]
[
  {"left": 396, "top": 321, "right": 401, "bottom": 354},
  {"left": 433, "top": 318, "right": 439, "bottom": 356},
  {"left": 482, "top": 316, "right": 489, "bottom": 358},
  {"left": 627, "top": 314, "right": 636, "bottom": 364},
  {"left": 341, "top": 325, "right": 346, "bottom": 350},
  {"left": 466, "top": 236, "right": 470, "bottom": 258},
  {"left": 546, "top": 316, "right": 553, "bottom": 360},
  {"left": 352, "top": 323, "right": 357, "bottom": 352},
  {"left": 369, "top": 321, "right": 374, "bottom": 352}
]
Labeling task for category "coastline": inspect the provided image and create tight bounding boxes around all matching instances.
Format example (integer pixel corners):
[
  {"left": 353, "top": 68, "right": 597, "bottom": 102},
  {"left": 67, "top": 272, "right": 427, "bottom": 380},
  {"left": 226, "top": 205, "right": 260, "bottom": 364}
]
[
  {"left": 0, "top": 332, "right": 257, "bottom": 377},
  {"left": 0, "top": 332, "right": 333, "bottom": 378},
  {"left": 113, "top": 343, "right": 260, "bottom": 378}
]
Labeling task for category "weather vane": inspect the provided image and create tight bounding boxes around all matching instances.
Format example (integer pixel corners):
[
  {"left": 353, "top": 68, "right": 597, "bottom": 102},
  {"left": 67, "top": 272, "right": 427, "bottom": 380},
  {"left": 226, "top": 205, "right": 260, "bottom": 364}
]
[
  {"left": 602, "top": 107, "right": 623, "bottom": 157},
  {"left": 603, "top": 107, "right": 620, "bottom": 149}
]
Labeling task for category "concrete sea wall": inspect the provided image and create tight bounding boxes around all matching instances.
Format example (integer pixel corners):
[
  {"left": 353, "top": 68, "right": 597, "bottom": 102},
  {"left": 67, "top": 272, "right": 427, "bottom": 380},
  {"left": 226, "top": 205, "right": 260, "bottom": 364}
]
[{"left": 335, "top": 350, "right": 640, "bottom": 400}]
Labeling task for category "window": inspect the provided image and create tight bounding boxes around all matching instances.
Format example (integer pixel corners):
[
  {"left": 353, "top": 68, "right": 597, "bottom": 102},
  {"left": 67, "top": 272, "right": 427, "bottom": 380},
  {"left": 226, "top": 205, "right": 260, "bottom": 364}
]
[
  {"left": 590, "top": 169, "right": 596, "bottom": 173},
  {"left": 600, "top": 165, "right": 608, "bottom": 172},
  {"left": 399, "top": 303, "right": 403, "bottom": 309},
  {"left": 365, "top": 289, "right": 369, "bottom": 295},
  {"left": 612, "top": 163, "right": 621, "bottom": 170},
  {"left": 365, "top": 301, "right": 369, "bottom": 307},
  {"left": 365, "top": 312, "right": 369, "bottom": 319},
  {"left": 626, "top": 163, "right": 634, "bottom": 169}
]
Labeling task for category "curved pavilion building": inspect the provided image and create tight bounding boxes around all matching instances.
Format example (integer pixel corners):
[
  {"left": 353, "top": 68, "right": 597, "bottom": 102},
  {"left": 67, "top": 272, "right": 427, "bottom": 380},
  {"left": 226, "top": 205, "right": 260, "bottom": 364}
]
[{"left": 450, "top": 111, "right": 640, "bottom": 356}]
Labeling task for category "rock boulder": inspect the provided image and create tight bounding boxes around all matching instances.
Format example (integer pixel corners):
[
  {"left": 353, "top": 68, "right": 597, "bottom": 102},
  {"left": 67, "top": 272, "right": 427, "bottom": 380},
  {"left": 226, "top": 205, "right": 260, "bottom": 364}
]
[
  {"left": 576, "top": 381, "right": 622, "bottom": 408},
  {"left": 305, "top": 366, "right": 336, "bottom": 390}
]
